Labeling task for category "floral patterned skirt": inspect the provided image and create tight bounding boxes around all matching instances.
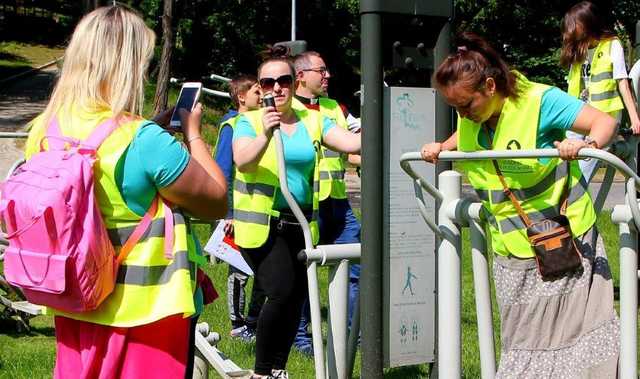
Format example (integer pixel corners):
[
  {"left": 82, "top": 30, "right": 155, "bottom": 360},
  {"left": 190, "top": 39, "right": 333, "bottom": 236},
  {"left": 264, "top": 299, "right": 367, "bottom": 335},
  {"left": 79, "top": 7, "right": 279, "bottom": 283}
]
[{"left": 493, "top": 228, "right": 619, "bottom": 378}]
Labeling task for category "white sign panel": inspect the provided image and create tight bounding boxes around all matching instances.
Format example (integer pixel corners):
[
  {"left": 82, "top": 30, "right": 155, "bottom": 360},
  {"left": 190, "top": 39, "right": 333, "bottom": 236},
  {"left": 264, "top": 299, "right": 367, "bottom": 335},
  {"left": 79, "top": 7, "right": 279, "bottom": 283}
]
[{"left": 383, "top": 87, "right": 436, "bottom": 367}]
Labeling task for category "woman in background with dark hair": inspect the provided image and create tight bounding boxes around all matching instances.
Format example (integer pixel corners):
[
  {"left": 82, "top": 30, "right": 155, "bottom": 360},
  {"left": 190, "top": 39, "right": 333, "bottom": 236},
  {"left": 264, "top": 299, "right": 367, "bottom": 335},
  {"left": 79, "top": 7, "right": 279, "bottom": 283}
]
[
  {"left": 231, "top": 48, "right": 360, "bottom": 378},
  {"left": 421, "top": 32, "right": 619, "bottom": 377},
  {"left": 561, "top": 1, "right": 640, "bottom": 181}
]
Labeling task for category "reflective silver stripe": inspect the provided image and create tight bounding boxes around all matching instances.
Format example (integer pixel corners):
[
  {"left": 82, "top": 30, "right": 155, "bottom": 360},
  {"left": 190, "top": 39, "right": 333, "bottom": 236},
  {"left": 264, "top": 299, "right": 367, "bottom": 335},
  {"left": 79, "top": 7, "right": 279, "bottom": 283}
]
[
  {"left": 499, "top": 206, "right": 561, "bottom": 234},
  {"left": 234, "top": 180, "right": 275, "bottom": 197},
  {"left": 474, "top": 188, "right": 489, "bottom": 202},
  {"left": 312, "top": 210, "right": 319, "bottom": 221},
  {"left": 567, "top": 172, "right": 589, "bottom": 204},
  {"left": 323, "top": 149, "right": 341, "bottom": 158},
  {"left": 313, "top": 181, "right": 319, "bottom": 192},
  {"left": 590, "top": 71, "right": 613, "bottom": 83},
  {"left": 108, "top": 213, "right": 186, "bottom": 247},
  {"left": 591, "top": 90, "right": 618, "bottom": 102},
  {"left": 475, "top": 164, "right": 568, "bottom": 204},
  {"left": 494, "top": 174, "right": 588, "bottom": 234},
  {"left": 234, "top": 209, "right": 270, "bottom": 225},
  {"left": 320, "top": 170, "right": 345, "bottom": 180},
  {"left": 116, "top": 250, "right": 190, "bottom": 286},
  {"left": 480, "top": 206, "right": 499, "bottom": 230}
]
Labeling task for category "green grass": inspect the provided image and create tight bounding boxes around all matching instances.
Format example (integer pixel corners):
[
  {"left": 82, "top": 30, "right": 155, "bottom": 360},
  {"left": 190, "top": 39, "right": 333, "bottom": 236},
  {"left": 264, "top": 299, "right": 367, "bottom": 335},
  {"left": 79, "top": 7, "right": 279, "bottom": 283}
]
[
  {"left": 0, "top": 41, "right": 64, "bottom": 80},
  {"left": 2, "top": 211, "right": 636, "bottom": 378}
]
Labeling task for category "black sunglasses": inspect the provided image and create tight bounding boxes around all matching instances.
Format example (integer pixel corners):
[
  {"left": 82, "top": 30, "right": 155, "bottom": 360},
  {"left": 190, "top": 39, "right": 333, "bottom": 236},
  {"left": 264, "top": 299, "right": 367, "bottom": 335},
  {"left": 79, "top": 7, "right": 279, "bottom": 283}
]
[{"left": 259, "top": 75, "right": 294, "bottom": 90}]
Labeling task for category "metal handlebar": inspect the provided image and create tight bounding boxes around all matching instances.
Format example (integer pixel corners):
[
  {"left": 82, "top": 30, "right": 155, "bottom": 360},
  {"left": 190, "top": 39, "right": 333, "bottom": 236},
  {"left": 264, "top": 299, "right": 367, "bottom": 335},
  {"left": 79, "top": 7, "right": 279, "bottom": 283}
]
[
  {"left": 209, "top": 74, "right": 231, "bottom": 83},
  {"left": 272, "top": 128, "right": 315, "bottom": 250},
  {"left": 400, "top": 147, "right": 640, "bottom": 231},
  {"left": 169, "top": 77, "right": 230, "bottom": 99}
]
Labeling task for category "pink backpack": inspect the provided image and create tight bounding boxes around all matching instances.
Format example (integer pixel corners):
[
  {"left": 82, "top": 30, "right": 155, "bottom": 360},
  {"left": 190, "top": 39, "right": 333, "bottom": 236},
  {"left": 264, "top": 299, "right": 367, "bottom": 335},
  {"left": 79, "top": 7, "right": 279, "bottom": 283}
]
[{"left": 1, "top": 118, "right": 157, "bottom": 312}]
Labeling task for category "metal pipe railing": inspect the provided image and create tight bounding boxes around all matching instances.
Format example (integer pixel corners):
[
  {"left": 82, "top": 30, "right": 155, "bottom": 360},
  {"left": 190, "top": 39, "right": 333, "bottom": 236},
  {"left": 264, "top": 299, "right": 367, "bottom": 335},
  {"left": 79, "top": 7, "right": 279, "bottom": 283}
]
[
  {"left": 469, "top": 219, "right": 496, "bottom": 378},
  {"left": 0, "top": 132, "right": 28, "bottom": 139},
  {"left": 400, "top": 146, "right": 640, "bottom": 379},
  {"left": 272, "top": 128, "right": 326, "bottom": 379},
  {"left": 299, "top": 243, "right": 361, "bottom": 266},
  {"left": 208, "top": 74, "right": 231, "bottom": 83}
]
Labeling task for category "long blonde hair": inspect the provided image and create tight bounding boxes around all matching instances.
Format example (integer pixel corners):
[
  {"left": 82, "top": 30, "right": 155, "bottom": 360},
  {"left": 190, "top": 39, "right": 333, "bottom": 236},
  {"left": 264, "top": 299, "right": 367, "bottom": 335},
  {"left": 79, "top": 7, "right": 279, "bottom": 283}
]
[{"left": 39, "top": 5, "right": 155, "bottom": 127}]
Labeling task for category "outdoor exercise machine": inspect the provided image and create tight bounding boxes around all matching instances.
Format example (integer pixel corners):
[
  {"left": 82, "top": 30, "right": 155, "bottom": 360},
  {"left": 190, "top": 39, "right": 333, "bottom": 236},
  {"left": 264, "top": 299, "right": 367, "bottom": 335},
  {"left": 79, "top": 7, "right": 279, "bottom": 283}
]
[
  {"left": 392, "top": 33, "right": 640, "bottom": 377},
  {"left": 400, "top": 142, "right": 640, "bottom": 378}
]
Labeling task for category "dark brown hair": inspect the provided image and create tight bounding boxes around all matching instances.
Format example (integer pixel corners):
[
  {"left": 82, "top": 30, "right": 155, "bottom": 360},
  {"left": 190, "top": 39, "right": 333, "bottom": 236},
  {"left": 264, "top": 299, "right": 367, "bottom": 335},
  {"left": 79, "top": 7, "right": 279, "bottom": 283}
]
[
  {"left": 228, "top": 74, "right": 257, "bottom": 109},
  {"left": 560, "top": 1, "right": 615, "bottom": 67},
  {"left": 434, "top": 32, "right": 519, "bottom": 100},
  {"left": 257, "top": 44, "right": 296, "bottom": 79}
]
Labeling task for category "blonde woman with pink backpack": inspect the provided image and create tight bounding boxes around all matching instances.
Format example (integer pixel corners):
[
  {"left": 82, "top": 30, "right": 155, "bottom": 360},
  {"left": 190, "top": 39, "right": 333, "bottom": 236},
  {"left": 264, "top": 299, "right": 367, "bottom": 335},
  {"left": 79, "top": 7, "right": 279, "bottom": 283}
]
[{"left": 14, "top": 5, "right": 227, "bottom": 378}]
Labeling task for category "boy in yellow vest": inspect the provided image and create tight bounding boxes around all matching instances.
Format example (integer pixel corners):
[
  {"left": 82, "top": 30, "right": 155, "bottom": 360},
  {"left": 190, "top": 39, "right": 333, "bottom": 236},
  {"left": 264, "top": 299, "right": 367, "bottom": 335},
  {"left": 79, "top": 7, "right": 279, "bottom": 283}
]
[{"left": 214, "top": 74, "right": 266, "bottom": 341}]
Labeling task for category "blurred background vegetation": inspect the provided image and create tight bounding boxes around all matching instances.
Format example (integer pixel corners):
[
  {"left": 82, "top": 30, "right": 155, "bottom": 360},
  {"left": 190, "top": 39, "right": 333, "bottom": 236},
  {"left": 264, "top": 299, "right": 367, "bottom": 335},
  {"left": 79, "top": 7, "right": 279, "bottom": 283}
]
[{"left": 1, "top": 0, "right": 639, "bottom": 115}]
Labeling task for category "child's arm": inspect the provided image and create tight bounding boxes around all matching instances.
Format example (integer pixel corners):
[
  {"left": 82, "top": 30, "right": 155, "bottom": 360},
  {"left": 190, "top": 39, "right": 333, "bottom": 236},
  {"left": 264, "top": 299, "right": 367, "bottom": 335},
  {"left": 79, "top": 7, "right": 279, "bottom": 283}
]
[{"left": 617, "top": 79, "right": 640, "bottom": 133}]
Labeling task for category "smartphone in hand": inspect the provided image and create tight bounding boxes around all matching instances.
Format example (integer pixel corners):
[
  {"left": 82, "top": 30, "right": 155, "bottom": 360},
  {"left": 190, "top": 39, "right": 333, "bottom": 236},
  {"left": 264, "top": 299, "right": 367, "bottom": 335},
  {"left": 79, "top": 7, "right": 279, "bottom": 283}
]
[{"left": 169, "top": 82, "right": 202, "bottom": 130}]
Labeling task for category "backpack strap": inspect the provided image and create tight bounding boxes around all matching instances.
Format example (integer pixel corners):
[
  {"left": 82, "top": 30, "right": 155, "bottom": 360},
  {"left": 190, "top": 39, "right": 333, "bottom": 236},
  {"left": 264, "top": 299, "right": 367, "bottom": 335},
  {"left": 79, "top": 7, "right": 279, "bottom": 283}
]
[
  {"left": 115, "top": 195, "right": 176, "bottom": 266},
  {"left": 116, "top": 196, "right": 160, "bottom": 266},
  {"left": 163, "top": 201, "right": 175, "bottom": 259},
  {"left": 44, "top": 118, "right": 78, "bottom": 151},
  {"left": 81, "top": 118, "right": 120, "bottom": 150},
  {"left": 44, "top": 117, "right": 119, "bottom": 152}
]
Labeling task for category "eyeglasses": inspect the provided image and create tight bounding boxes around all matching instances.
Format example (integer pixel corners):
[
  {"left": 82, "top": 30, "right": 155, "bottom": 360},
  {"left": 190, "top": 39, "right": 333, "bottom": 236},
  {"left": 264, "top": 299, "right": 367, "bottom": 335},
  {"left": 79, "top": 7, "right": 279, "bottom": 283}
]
[
  {"left": 302, "top": 67, "right": 330, "bottom": 77},
  {"left": 259, "top": 75, "right": 294, "bottom": 91}
]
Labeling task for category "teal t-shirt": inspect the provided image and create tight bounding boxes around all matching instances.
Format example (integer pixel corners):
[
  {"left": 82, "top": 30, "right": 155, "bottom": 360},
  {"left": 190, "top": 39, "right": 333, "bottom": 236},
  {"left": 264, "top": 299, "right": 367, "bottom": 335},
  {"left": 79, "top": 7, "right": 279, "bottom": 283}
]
[
  {"left": 113, "top": 123, "right": 204, "bottom": 314},
  {"left": 233, "top": 114, "right": 336, "bottom": 210},
  {"left": 479, "top": 87, "right": 585, "bottom": 154},
  {"left": 114, "top": 122, "right": 190, "bottom": 216}
]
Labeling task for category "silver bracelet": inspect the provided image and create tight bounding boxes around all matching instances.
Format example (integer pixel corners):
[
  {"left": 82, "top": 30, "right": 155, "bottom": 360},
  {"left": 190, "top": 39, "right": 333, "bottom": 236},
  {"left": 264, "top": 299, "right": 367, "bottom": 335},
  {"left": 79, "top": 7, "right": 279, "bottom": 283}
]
[{"left": 187, "top": 135, "right": 203, "bottom": 144}]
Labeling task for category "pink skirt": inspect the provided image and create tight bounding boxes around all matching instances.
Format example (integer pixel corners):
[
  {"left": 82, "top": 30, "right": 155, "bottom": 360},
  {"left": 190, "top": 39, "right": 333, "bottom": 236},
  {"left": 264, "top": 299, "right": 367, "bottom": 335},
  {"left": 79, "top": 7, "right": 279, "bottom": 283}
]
[{"left": 54, "top": 314, "right": 191, "bottom": 379}]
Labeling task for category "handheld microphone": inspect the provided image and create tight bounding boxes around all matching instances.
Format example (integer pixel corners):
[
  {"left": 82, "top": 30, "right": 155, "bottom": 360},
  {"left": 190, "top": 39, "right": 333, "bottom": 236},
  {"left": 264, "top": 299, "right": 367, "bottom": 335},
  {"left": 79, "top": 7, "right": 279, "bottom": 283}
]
[
  {"left": 262, "top": 93, "right": 280, "bottom": 130},
  {"left": 262, "top": 93, "right": 276, "bottom": 108}
]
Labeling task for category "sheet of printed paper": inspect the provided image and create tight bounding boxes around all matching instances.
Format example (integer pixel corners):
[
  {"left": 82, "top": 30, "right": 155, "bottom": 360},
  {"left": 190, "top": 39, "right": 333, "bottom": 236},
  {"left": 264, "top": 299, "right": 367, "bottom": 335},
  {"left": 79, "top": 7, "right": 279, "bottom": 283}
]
[{"left": 204, "top": 222, "right": 253, "bottom": 275}]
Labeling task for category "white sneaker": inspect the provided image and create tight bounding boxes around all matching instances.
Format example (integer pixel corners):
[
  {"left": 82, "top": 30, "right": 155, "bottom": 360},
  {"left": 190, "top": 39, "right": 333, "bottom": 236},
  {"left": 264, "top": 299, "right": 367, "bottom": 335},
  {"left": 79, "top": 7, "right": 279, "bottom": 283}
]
[{"left": 271, "top": 369, "right": 289, "bottom": 379}]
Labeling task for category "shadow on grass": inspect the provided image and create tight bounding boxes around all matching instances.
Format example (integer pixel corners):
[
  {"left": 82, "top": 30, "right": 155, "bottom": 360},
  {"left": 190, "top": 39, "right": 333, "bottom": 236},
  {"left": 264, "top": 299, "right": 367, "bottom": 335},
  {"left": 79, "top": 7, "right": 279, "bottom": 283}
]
[
  {"left": 0, "top": 51, "right": 28, "bottom": 64},
  {"left": 0, "top": 64, "right": 32, "bottom": 81},
  {"left": 0, "top": 319, "right": 55, "bottom": 338},
  {"left": 384, "top": 363, "right": 431, "bottom": 378}
]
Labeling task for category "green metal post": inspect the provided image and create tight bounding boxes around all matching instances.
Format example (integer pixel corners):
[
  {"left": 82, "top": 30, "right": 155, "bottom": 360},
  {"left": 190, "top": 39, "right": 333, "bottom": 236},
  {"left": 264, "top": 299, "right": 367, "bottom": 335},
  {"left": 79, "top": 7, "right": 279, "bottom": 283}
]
[{"left": 360, "top": 2, "right": 384, "bottom": 378}]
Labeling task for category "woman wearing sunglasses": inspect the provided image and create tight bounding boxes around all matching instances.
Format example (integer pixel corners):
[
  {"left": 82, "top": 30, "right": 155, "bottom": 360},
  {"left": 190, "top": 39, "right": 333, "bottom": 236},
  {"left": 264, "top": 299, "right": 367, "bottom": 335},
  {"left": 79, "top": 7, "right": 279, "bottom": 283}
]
[{"left": 232, "top": 49, "right": 361, "bottom": 379}]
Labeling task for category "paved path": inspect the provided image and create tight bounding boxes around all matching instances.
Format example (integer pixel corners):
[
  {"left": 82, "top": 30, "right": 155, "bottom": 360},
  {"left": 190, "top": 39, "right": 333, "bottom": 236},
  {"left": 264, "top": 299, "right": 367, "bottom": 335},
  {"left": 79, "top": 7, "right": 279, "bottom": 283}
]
[{"left": 0, "top": 67, "right": 57, "bottom": 176}]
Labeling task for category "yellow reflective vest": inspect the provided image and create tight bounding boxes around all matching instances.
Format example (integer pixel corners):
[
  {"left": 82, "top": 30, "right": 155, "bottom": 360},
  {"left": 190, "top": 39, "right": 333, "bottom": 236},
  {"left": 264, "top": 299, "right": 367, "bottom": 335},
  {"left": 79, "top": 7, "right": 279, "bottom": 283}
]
[
  {"left": 232, "top": 107, "right": 322, "bottom": 248},
  {"left": 458, "top": 73, "right": 596, "bottom": 258},
  {"left": 567, "top": 38, "right": 624, "bottom": 113},
  {"left": 292, "top": 97, "right": 349, "bottom": 200},
  {"left": 25, "top": 111, "right": 200, "bottom": 327}
]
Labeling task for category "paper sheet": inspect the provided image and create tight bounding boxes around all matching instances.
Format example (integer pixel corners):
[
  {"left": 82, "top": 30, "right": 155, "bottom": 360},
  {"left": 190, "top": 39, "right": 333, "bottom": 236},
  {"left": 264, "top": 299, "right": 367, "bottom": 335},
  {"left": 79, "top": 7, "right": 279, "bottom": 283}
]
[{"left": 203, "top": 222, "right": 253, "bottom": 275}]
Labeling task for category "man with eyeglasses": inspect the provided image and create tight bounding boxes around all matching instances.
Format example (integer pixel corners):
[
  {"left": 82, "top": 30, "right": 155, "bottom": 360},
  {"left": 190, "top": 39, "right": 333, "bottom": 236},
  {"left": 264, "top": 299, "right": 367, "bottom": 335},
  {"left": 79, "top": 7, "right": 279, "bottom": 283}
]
[{"left": 291, "top": 51, "right": 362, "bottom": 356}]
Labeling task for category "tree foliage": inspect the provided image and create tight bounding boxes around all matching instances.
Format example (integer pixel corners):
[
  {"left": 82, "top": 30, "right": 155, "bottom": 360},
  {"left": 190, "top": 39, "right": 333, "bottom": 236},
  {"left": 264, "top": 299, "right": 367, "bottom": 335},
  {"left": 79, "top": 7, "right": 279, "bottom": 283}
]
[
  {"left": 454, "top": 0, "right": 640, "bottom": 87},
  {"left": 134, "top": 0, "right": 361, "bottom": 111},
  {"left": 4, "top": 0, "right": 639, "bottom": 106}
]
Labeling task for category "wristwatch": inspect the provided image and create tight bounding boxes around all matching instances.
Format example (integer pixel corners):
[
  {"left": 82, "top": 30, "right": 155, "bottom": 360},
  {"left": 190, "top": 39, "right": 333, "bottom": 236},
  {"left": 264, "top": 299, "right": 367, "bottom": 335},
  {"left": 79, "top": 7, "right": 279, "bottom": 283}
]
[{"left": 584, "top": 136, "right": 599, "bottom": 149}]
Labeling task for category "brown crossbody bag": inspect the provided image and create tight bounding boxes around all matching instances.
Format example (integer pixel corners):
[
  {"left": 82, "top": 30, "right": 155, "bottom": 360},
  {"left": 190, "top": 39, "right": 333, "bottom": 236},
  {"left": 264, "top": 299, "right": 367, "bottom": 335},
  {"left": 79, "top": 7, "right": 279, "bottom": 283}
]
[{"left": 485, "top": 127, "right": 582, "bottom": 279}]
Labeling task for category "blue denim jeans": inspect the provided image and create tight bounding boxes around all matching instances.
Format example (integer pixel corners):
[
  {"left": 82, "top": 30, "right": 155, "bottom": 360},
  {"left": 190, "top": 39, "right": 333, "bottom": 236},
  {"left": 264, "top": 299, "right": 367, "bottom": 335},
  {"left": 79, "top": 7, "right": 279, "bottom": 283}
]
[{"left": 294, "top": 198, "right": 361, "bottom": 348}]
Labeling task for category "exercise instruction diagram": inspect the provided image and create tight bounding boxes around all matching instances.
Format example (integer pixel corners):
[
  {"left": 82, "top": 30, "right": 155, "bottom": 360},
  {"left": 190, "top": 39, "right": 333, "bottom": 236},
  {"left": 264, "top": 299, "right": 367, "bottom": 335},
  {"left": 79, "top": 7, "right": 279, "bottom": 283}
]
[
  {"left": 385, "top": 86, "right": 436, "bottom": 366},
  {"left": 402, "top": 266, "right": 418, "bottom": 296}
]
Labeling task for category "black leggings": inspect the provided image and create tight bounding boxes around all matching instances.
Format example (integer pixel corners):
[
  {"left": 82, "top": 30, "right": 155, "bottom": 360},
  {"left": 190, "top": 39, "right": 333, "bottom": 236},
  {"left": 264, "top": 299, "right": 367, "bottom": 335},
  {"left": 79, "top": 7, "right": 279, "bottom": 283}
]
[{"left": 241, "top": 219, "right": 308, "bottom": 375}]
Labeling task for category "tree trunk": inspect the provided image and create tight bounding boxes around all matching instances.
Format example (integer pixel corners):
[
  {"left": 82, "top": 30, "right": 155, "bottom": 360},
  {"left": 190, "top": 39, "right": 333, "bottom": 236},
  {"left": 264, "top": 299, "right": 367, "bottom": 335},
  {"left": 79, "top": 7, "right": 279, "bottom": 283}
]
[{"left": 153, "top": 0, "right": 174, "bottom": 116}]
